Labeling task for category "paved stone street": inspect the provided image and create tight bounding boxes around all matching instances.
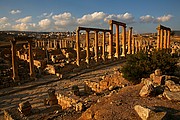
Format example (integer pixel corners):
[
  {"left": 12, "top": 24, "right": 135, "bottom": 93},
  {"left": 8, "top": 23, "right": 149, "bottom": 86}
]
[{"left": 0, "top": 61, "right": 124, "bottom": 119}]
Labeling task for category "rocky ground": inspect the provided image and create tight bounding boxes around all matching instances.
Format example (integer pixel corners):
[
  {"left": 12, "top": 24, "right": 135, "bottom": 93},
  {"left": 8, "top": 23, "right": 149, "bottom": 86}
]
[{"left": 0, "top": 60, "right": 180, "bottom": 120}]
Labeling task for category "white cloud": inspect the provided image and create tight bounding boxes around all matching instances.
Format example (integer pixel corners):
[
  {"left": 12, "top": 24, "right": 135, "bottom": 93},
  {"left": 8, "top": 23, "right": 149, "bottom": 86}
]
[
  {"left": 38, "top": 12, "right": 53, "bottom": 18},
  {"left": 16, "top": 16, "right": 32, "bottom": 23},
  {"left": 52, "top": 12, "right": 76, "bottom": 26},
  {"left": 0, "top": 17, "right": 8, "bottom": 23},
  {"left": 140, "top": 15, "right": 154, "bottom": 23},
  {"left": 104, "top": 12, "right": 135, "bottom": 24},
  {"left": 77, "top": 12, "right": 106, "bottom": 25},
  {"left": 10, "top": 10, "right": 21, "bottom": 14},
  {"left": 0, "top": 23, "right": 11, "bottom": 30},
  {"left": 155, "top": 14, "right": 173, "bottom": 22},
  {"left": 140, "top": 14, "right": 173, "bottom": 23},
  {"left": 12, "top": 23, "right": 36, "bottom": 31},
  {"left": 38, "top": 19, "right": 51, "bottom": 29}
]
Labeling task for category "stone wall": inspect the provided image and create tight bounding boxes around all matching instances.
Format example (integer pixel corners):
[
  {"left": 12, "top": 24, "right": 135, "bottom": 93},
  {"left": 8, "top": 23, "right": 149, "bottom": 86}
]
[{"left": 85, "top": 71, "right": 129, "bottom": 93}]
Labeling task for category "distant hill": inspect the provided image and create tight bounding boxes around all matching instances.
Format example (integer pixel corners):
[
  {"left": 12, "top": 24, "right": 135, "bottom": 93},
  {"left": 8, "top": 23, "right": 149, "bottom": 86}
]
[{"left": 173, "top": 30, "right": 180, "bottom": 36}]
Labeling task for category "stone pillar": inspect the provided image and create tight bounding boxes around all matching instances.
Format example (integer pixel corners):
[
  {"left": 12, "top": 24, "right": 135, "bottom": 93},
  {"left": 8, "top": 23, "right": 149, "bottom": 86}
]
[
  {"left": 28, "top": 40, "right": 35, "bottom": 79},
  {"left": 60, "top": 40, "right": 62, "bottom": 48},
  {"left": 10, "top": 39, "right": 19, "bottom": 82},
  {"left": 127, "top": 27, "right": 133, "bottom": 54},
  {"left": 132, "top": 37, "right": 135, "bottom": 54},
  {"left": 136, "top": 40, "right": 139, "bottom": 53},
  {"left": 86, "top": 30, "right": 90, "bottom": 64},
  {"left": 121, "top": 26, "right": 126, "bottom": 57},
  {"left": 102, "top": 31, "right": 106, "bottom": 61},
  {"left": 43, "top": 40, "right": 45, "bottom": 48},
  {"left": 115, "top": 24, "right": 120, "bottom": 58},
  {"left": 94, "top": 30, "right": 98, "bottom": 62},
  {"left": 160, "top": 29, "right": 163, "bottom": 50},
  {"left": 163, "top": 30, "right": 167, "bottom": 49},
  {"left": 108, "top": 23, "right": 113, "bottom": 59},
  {"left": 54, "top": 39, "right": 57, "bottom": 49},
  {"left": 156, "top": 28, "right": 160, "bottom": 50},
  {"left": 48, "top": 40, "right": 50, "bottom": 49},
  {"left": 139, "top": 40, "right": 142, "bottom": 52},
  {"left": 35, "top": 40, "right": 37, "bottom": 48},
  {"left": 167, "top": 30, "right": 171, "bottom": 49},
  {"left": 76, "top": 29, "right": 80, "bottom": 66}
]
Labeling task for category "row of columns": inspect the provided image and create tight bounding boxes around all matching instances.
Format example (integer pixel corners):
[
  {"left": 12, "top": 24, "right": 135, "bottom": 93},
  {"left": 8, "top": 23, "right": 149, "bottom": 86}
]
[
  {"left": 156, "top": 25, "right": 171, "bottom": 50},
  {"left": 35, "top": 39, "right": 74, "bottom": 49},
  {"left": 10, "top": 37, "right": 35, "bottom": 82},
  {"left": 108, "top": 20, "right": 127, "bottom": 58},
  {"left": 76, "top": 27, "right": 111, "bottom": 66}
]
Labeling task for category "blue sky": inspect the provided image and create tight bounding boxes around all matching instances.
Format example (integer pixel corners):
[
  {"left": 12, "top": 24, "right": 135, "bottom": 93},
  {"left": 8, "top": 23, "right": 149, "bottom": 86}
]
[{"left": 0, "top": 0, "right": 179, "bottom": 33}]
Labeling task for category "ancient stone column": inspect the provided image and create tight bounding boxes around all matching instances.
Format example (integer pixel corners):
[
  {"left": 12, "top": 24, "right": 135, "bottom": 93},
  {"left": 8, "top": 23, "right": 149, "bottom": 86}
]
[
  {"left": 167, "top": 30, "right": 171, "bottom": 48},
  {"left": 121, "top": 26, "right": 126, "bottom": 57},
  {"left": 10, "top": 39, "right": 19, "bottom": 82},
  {"left": 163, "top": 30, "right": 167, "bottom": 49},
  {"left": 139, "top": 40, "right": 142, "bottom": 52},
  {"left": 108, "top": 23, "right": 113, "bottom": 59},
  {"left": 28, "top": 40, "right": 35, "bottom": 79},
  {"left": 48, "top": 40, "right": 50, "bottom": 49},
  {"left": 94, "top": 30, "right": 98, "bottom": 62},
  {"left": 86, "top": 30, "right": 90, "bottom": 64},
  {"left": 60, "top": 40, "right": 62, "bottom": 48},
  {"left": 156, "top": 28, "right": 160, "bottom": 50},
  {"left": 43, "top": 40, "right": 45, "bottom": 48},
  {"left": 76, "top": 29, "right": 80, "bottom": 66},
  {"left": 136, "top": 40, "right": 139, "bottom": 53},
  {"left": 35, "top": 40, "right": 37, "bottom": 48},
  {"left": 160, "top": 29, "right": 163, "bottom": 50},
  {"left": 115, "top": 24, "right": 120, "bottom": 58},
  {"left": 132, "top": 37, "right": 135, "bottom": 54},
  {"left": 127, "top": 27, "right": 133, "bottom": 54},
  {"left": 102, "top": 31, "right": 106, "bottom": 61},
  {"left": 54, "top": 39, "right": 57, "bottom": 49}
]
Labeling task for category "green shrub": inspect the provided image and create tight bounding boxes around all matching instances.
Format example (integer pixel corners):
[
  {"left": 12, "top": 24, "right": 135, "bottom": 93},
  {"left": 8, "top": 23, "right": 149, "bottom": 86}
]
[{"left": 121, "top": 49, "right": 178, "bottom": 83}]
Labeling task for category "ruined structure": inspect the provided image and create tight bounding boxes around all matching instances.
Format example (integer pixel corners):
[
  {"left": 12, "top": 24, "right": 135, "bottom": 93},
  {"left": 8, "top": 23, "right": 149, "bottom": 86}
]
[
  {"left": 10, "top": 37, "right": 35, "bottom": 82},
  {"left": 156, "top": 25, "right": 171, "bottom": 50}
]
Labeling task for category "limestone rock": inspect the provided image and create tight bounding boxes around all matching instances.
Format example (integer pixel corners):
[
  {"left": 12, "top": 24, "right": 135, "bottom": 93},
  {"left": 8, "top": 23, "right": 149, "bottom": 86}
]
[
  {"left": 75, "top": 102, "right": 83, "bottom": 111},
  {"left": 134, "top": 105, "right": 166, "bottom": 120},
  {"left": 44, "top": 64, "right": 56, "bottom": 74},
  {"left": 141, "top": 78, "right": 153, "bottom": 85},
  {"left": 139, "top": 84, "right": 154, "bottom": 97},
  {"left": 165, "top": 80, "right": 180, "bottom": 92},
  {"left": 155, "top": 69, "right": 162, "bottom": 76},
  {"left": 153, "top": 75, "right": 165, "bottom": 85},
  {"left": 163, "top": 90, "right": 180, "bottom": 101}
]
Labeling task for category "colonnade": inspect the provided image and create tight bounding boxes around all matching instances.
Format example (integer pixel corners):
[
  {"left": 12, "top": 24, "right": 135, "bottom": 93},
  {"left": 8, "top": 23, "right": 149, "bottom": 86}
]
[
  {"left": 35, "top": 39, "right": 74, "bottom": 49},
  {"left": 76, "top": 27, "right": 111, "bottom": 66},
  {"left": 108, "top": 20, "right": 127, "bottom": 58},
  {"left": 156, "top": 25, "right": 171, "bottom": 50},
  {"left": 10, "top": 37, "right": 35, "bottom": 82}
]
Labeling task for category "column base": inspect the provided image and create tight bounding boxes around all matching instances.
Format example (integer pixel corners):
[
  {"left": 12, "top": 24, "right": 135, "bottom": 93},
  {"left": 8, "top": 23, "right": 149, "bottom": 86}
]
[
  {"left": 108, "top": 54, "right": 112, "bottom": 59},
  {"left": 114, "top": 53, "right": 119, "bottom": 58}
]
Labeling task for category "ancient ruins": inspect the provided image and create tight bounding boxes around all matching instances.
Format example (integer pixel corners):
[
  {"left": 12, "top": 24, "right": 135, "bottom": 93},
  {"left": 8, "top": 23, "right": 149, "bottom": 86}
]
[{"left": 0, "top": 19, "right": 180, "bottom": 119}]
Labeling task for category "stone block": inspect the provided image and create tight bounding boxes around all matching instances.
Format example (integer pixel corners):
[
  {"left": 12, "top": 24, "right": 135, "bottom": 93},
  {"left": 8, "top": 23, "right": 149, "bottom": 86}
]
[
  {"left": 134, "top": 105, "right": 166, "bottom": 120},
  {"left": 75, "top": 102, "right": 83, "bottom": 111},
  {"left": 154, "top": 69, "right": 162, "bottom": 76},
  {"left": 139, "top": 84, "right": 155, "bottom": 97},
  {"left": 141, "top": 78, "right": 153, "bottom": 85},
  {"left": 165, "top": 80, "right": 180, "bottom": 92},
  {"left": 153, "top": 75, "right": 165, "bottom": 85}
]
